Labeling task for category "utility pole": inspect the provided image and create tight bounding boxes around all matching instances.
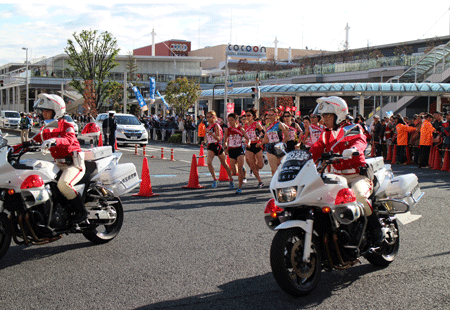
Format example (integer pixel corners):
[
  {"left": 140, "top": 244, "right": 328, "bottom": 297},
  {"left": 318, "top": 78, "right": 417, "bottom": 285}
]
[{"left": 22, "top": 47, "right": 29, "bottom": 113}]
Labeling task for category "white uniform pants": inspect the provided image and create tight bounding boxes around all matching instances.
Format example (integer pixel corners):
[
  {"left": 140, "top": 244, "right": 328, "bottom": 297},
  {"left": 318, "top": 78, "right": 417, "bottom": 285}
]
[
  {"left": 56, "top": 162, "right": 85, "bottom": 200},
  {"left": 344, "top": 174, "right": 374, "bottom": 216}
]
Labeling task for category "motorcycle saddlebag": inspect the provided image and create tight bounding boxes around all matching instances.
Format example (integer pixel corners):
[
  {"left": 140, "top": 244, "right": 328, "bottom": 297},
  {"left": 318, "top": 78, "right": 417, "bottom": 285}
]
[
  {"left": 385, "top": 173, "right": 423, "bottom": 209},
  {"left": 83, "top": 146, "right": 113, "bottom": 161},
  {"left": 100, "top": 163, "right": 141, "bottom": 196}
]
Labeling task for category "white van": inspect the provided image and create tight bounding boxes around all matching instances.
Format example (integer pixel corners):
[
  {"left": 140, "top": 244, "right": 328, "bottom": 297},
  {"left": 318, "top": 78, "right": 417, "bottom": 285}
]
[
  {"left": 95, "top": 113, "right": 148, "bottom": 146},
  {"left": 0, "top": 110, "right": 21, "bottom": 129}
]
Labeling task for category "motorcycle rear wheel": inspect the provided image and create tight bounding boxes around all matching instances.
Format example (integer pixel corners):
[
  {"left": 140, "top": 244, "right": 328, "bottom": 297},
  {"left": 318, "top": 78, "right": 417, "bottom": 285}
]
[
  {"left": 0, "top": 213, "right": 12, "bottom": 259},
  {"left": 365, "top": 219, "right": 399, "bottom": 267},
  {"left": 82, "top": 197, "right": 123, "bottom": 244},
  {"left": 270, "top": 228, "right": 322, "bottom": 296}
]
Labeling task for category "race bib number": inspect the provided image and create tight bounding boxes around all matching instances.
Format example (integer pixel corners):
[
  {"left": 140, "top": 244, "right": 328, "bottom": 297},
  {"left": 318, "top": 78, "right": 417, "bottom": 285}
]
[
  {"left": 267, "top": 131, "right": 280, "bottom": 143},
  {"left": 247, "top": 129, "right": 257, "bottom": 141},
  {"left": 229, "top": 135, "right": 242, "bottom": 147}
]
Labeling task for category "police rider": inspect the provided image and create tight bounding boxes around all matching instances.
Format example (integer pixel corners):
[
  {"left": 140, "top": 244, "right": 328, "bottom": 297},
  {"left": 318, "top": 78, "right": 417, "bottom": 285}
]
[
  {"left": 309, "top": 96, "right": 383, "bottom": 244},
  {"left": 31, "top": 94, "right": 87, "bottom": 224}
]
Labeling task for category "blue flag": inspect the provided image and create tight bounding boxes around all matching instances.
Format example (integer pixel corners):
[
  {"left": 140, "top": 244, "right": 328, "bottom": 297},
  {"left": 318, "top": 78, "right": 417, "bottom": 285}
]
[
  {"left": 132, "top": 86, "right": 147, "bottom": 110},
  {"left": 156, "top": 90, "right": 169, "bottom": 110},
  {"left": 149, "top": 77, "right": 155, "bottom": 102}
]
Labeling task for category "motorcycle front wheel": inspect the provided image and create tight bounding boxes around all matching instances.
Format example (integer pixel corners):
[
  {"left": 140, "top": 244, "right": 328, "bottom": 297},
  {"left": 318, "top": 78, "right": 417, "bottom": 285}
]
[
  {"left": 270, "top": 228, "right": 322, "bottom": 296},
  {"left": 0, "top": 213, "right": 12, "bottom": 259},
  {"left": 82, "top": 196, "right": 124, "bottom": 244},
  {"left": 365, "top": 219, "right": 399, "bottom": 267}
]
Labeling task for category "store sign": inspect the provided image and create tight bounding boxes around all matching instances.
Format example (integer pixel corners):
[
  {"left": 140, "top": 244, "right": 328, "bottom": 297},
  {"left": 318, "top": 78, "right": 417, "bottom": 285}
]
[
  {"left": 170, "top": 44, "right": 188, "bottom": 52},
  {"left": 226, "top": 44, "right": 267, "bottom": 58}
]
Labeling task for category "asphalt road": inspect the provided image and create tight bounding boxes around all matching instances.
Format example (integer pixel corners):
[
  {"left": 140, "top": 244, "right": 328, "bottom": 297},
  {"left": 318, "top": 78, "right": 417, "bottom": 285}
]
[{"left": 0, "top": 134, "right": 449, "bottom": 310}]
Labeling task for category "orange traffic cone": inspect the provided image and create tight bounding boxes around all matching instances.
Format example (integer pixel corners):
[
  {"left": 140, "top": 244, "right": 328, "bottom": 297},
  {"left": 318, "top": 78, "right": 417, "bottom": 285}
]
[
  {"left": 441, "top": 149, "right": 450, "bottom": 171},
  {"left": 433, "top": 147, "right": 442, "bottom": 170},
  {"left": 218, "top": 155, "right": 231, "bottom": 181},
  {"left": 370, "top": 142, "right": 375, "bottom": 157},
  {"left": 429, "top": 146, "right": 435, "bottom": 168},
  {"left": 391, "top": 145, "right": 397, "bottom": 165},
  {"left": 98, "top": 134, "right": 103, "bottom": 146},
  {"left": 406, "top": 146, "right": 412, "bottom": 164},
  {"left": 115, "top": 139, "right": 119, "bottom": 150},
  {"left": 386, "top": 144, "right": 392, "bottom": 161},
  {"left": 133, "top": 157, "right": 159, "bottom": 197},
  {"left": 183, "top": 154, "right": 205, "bottom": 189},
  {"left": 198, "top": 145, "right": 207, "bottom": 167}
]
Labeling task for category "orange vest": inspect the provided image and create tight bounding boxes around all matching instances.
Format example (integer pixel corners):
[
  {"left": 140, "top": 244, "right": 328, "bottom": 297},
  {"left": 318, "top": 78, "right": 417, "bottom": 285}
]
[
  {"left": 419, "top": 120, "right": 435, "bottom": 146},
  {"left": 395, "top": 124, "right": 416, "bottom": 146},
  {"left": 198, "top": 122, "right": 206, "bottom": 137}
]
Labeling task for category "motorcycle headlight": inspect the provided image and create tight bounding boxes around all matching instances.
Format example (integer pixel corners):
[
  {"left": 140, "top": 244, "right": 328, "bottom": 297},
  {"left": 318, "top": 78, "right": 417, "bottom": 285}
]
[{"left": 277, "top": 186, "right": 297, "bottom": 203}]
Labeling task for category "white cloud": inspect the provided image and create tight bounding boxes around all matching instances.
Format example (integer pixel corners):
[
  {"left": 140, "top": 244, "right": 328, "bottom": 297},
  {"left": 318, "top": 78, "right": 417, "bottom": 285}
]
[{"left": 2, "top": 1, "right": 450, "bottom": 67}]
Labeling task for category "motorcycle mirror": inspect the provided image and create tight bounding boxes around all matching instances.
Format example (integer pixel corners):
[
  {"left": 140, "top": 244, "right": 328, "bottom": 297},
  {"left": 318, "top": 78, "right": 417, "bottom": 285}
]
[
  {"left": 43, "top": 119, "right": 59, "bottom": 129},
  {"left": 274, "top": 142, "right": 287, "bottom": 156},
  {"left": 342, "top": 124, "right": 361, "bottom": 137},
  {"left": 331, "top": 124, "right": 362, "bottom": 151}
]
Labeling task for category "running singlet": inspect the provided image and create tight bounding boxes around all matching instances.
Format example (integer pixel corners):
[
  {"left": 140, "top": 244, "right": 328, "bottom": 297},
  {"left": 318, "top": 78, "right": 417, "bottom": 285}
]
[
  {"left": 244, "top": 122, "right": 261, "bottom": 143},
  {"left": 266, "top": 122, "right": 282, "bottom": 143},
  {"left": 227, "top": 126, "right": 244, "bottom": 148},
  {"left": 287, "top": 125, "right": 299, "bottom": 141},
  {"left": 206, "top": 123, "right": 223, "bottom": 144},
  {"left": 307, "top": 124, "right": 325, "bottom": 147}
]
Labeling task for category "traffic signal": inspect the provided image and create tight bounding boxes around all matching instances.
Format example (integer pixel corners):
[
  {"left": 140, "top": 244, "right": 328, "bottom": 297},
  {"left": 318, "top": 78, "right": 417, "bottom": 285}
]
[
  {"left": 0, "top": 80, "right": 3, "bottom": 87},
  {"left": 251, "top": 86, "right": 260, "bottom": 100}
]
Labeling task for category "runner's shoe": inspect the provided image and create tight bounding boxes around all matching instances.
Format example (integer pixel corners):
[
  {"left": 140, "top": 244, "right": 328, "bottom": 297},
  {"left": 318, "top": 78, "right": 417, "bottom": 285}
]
[
  {"left": 211, "top": 180, "right": 218, "bottom": 188},
  {"left": 229, "top": 181, "right": 235, "bottom": 189},
  {"left": 235, "top": 188, "right": 242, "bottom": 194},
  {"left": 258, "top": 182, "right": 264, "bottom": 188}
]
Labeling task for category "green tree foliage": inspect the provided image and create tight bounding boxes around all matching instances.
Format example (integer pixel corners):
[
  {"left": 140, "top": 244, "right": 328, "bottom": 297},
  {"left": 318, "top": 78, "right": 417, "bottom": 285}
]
[
  {"left": 126, "top": 51, "right": 138, "bottom": 82},
  {"left": 65, "top": 29, "right": 120, "bottom": 112},
  {"left": 164, "top": 77, "right": 200, "bottom": 116}
]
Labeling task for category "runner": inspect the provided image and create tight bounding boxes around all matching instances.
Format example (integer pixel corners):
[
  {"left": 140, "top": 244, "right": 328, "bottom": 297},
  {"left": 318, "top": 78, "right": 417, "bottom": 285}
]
[
  {"left": 303, "top": 114, "right": 325, "bottom": 150},
  {"left": 244, "top": 108, "right": 265, "bottom": 188},
  {"left": 205, "top": 111, "right": 234, "bottom": 188},
  {"left": 225, "top": 113, "right": 250, "bottom": 194},
  {"left": 257, "top": 108, "right": 290, "bottom": 175},
  {"left": 281, "top": 111, "right": 303, "bottom": 153}
]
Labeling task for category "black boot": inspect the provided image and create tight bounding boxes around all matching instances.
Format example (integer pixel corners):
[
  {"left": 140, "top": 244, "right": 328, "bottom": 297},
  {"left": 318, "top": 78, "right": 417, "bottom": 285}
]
[
  {"left": 367, "top": 213, "right": 383, "bottom": 246},
  {"left": 69, "top": 194, "right": 88, "bottom": 224}
]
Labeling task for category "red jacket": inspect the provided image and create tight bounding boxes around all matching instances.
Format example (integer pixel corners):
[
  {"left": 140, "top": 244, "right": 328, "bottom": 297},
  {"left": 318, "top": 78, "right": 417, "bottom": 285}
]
[
  {"left": 310, "top": 125, "right": 367, "bottom": 172},
  {"left": 32, "top": 119, "right": 81, "bottom": 159}
]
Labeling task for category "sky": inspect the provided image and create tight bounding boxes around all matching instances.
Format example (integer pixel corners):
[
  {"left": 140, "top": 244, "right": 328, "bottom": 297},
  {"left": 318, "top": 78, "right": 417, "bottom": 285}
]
[{"left": 1, "top": 1, "right": 450, "bottom": 67}]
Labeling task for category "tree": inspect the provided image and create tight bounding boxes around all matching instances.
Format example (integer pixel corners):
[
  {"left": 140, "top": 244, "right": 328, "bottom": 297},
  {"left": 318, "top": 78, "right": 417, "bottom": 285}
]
[
  {"left": 65, "top": 29, "right": 120, "bottom": 113},
  {"left": 126, "top": 51, "right": 138, "bottom": 82},
  {"left": 103, "top": 80, "right": 124, "bottom": 113},
  {"left": 164, "top": 77, "right": 200, "bottom": 116}
]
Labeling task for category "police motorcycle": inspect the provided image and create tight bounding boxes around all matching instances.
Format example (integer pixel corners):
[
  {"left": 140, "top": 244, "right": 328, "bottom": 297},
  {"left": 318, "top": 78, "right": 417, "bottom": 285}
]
[
  {"left": 0, "top": 120, "right": 140, "bottom": 260},
  {"left": 264, "top": 125, "right": 424, "bottom": 296}
]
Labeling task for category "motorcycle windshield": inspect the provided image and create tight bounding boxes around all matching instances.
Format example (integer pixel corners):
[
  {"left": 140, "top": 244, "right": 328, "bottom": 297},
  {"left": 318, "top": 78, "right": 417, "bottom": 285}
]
[
  {"left": 0, "top": 137, "right": 7, "bottom": 148},
  {"left": 278, "top": 150, "right": 312, "bottom": 182}
]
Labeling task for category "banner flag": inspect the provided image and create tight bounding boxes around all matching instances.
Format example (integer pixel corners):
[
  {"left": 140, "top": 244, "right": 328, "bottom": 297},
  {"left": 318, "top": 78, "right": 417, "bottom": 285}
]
[
  {"left": 149, "top": 77, "right": 156, "bottom": 104},
  {"left": 156, "top": 90, "right": 170, "bottom": 110},
  {"left": 132, "top": 86, "right": 147, "bottom": 110}
]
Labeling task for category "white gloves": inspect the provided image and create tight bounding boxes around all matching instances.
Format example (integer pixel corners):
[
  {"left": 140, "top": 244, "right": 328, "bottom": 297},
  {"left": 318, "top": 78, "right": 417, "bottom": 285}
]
[
  {"left": 41, "top": 138, "right": 57, "bottom": 154},
  {"left": 342, "top": 148, "right": 358, "bottom": 159}
]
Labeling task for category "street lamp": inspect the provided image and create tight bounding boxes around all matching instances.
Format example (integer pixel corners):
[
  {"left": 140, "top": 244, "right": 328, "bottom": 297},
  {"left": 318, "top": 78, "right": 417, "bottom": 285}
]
[{"left": 22, "top": 47, "right": 29, "bottom": 113}]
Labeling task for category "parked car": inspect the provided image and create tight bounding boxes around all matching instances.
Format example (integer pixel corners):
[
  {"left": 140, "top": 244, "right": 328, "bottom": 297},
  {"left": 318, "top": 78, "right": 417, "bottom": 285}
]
[
  {"left": 0, "top": 111, "right": 21, "bottom": 129},
  {"left": 95, "top": 113, "right": 148, "bottom": 146}
]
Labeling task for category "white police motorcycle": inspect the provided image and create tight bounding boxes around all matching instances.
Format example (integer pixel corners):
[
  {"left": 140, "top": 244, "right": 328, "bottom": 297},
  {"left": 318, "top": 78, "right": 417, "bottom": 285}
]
[
  {"left": 0, "top": 120, "right": 140, "bottom": 259},
  {"left": 264, "top": 125, "right": 424, "bottom": 296}
]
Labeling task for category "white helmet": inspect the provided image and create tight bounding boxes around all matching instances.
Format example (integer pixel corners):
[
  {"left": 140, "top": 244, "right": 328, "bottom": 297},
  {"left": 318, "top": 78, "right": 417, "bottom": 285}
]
[
  {"left": 33, "top": 93, "right": 66, "bottom": 119},
  {"left": 313, "top": 96, "right": 349, "bottom": 125}
]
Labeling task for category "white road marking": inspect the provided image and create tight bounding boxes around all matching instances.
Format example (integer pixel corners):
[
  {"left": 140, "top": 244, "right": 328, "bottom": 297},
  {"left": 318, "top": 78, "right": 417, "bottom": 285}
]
[{"left": 396, "top": 211, "right": 422, "bottom": 225}]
